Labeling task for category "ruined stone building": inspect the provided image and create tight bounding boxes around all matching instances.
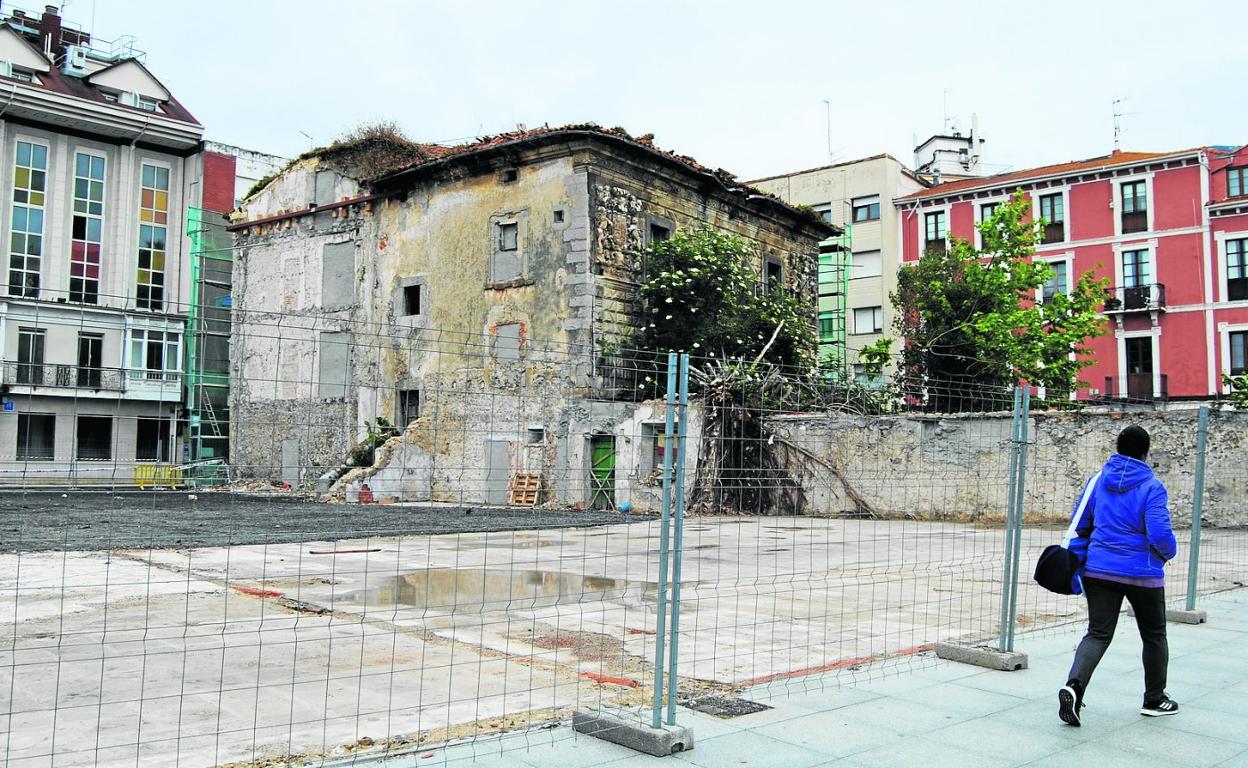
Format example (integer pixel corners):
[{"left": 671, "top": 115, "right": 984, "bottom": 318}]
[{"left": 230, "top": 126, "right": 832, "bottom": 508}]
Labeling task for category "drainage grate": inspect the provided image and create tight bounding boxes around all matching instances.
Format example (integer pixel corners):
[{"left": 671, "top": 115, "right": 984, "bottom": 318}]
[{"left": 683, "top": 695, "right": 772, "bottom": 718}]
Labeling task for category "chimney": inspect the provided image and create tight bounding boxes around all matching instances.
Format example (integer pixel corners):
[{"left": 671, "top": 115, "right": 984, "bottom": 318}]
[{"left": 39, "top": 5, "right": 62, "bottom": 59}]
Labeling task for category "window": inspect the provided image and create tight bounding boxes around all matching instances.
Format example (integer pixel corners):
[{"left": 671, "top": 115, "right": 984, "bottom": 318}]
[
  {"left": 397, "top": 389, "right": 420, "bottom": 425},
  {"left": 137, "top": 96, "right": 160, "bottom": 112},
  {"left": 1039, "top": 192, "right": 1065, "bottom": 243},
  {"left": 75, "top": 416, "right": 112, "bottom": 461},
  {"left": 402, "top": 284, "right": 421, "bottom": 316},
  {"left": 130, "top": 329, "right": 180, "bottom": 380},
  {"left": 526, "top": 427, "right": 545, "bottom": 445},
  {"left": 649, "top": 222, "right": 671, "bottom": 245},
  {"left": 980, "top": 201, "right": 1000, "bottom": 222},
  {"left": 10, "top": 68, "right": 35, "bottom": 83},
  {"left": 136, "top": 418, "right": 170, "bottom": 462},
  {"left": 500, "top": 168, "right": 518, "bottom": 183},
  {"left": 818, "top": 312, "right": 836, "bottom": 340},
  {"left": 1042, "top": 261, "right": 1069, "bottom": 302},
  {"left": 553, "top": 210, "right": 565, "bottom": 224},
  {"left": 498, "top": 222, "right": 518, "bottom": 251},
  {"left": 851, "top": 250, "right": 882, "bottom": 279},
  {"left": 493, "top": 322, "right": 523, "bottom": 362},
  {"left": 1122, "top": 249, "right": 1151, "bottom": 288},
  {"left": 1121, "top": 180, "right": 1148, "bottom": 233},
  {"left": 765, "top": 258, "right": 783, "bottom": 292},
  {"left": 1228, "top": 239, "right": 1248, "bottom": 301},
  {"left": 77, "top": 333, "right": 104, "bottom": 388},
  {"left": 16, "top": 414, "right": 54, "bottom": 461},
  {"left": 853, "top": 306, "right": 883, "bottom": 335},
  {"left": 9, "top": 140, "right": 47, "bottom": 298},
  {"left": 924, "top": 211, "right": 946, "bottom": 253},
  {"left": 813, "top": 204, "right": 833, "bottom": 225},
  {"left": 72, "top": 152, "right": 106, "bottom": 304},
  {"left": 1228, "top": 167, "right": 1246, "bottom": 198},
  {"left": 137, "top": 164, "right": 170, "bottom": 310},
  {"left": 1231, "top": 331, "right": 1247, "bottom": 376},
  {"left": 851, "top": 195, "right": 880, "bottom": 223},
  {"left": 17, "top": 328, "right": 45, "bottom": 385}
]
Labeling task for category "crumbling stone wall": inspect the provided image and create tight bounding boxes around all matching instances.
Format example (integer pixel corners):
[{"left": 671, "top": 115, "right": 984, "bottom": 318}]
[{"left": 764, "top": 408, "right": 1248, "bottom": 527}]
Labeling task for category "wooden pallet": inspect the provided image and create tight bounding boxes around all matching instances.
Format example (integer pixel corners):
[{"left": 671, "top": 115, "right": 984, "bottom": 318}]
[{"left": 508, "top": 472, "right": 542, "bottom": 506}]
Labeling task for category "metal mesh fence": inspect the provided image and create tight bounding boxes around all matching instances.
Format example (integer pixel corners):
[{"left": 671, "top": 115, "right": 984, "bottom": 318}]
[{"left": 1, "top": 308, "right": 1246, "bottom": 767}]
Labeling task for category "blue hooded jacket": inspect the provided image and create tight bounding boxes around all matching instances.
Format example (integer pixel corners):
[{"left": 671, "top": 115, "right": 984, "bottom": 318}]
[{"left": 1066, "top": 453, "right": 1177, "bottom": 586}]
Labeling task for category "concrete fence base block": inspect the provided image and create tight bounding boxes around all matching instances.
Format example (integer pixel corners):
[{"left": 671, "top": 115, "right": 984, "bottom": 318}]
[
  {"left": 572, "top": 710, "right": 694, "bottom": 757},
  {"left": 935, "top": 642, "right": 1029, "bottom": 671},
  {"left": 1126, "top": 607, "right": 1208, "bottom": 624}
]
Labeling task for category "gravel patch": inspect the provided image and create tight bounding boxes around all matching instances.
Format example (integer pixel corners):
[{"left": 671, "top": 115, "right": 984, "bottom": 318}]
[{"left": 0, "top": 490, "right": 650, "bottom": 551}]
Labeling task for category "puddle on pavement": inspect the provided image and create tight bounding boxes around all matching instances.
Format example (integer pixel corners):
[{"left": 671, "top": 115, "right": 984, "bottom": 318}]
[{"left": 346, "top": 568, "right": 692, "bottom": 612}]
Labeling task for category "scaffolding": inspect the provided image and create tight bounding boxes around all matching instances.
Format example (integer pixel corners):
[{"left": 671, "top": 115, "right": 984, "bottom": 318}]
[
  {"left": 817, "top": 224, "right": 852, "bottom": 374},
  {"left": 185, "top": 207, "right": 232, "bottom": 480}
]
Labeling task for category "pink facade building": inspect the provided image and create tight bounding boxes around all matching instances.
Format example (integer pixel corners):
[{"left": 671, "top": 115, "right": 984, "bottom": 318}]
[{"left": 896, "top": 146, "right": 1248, "bottom": 401}]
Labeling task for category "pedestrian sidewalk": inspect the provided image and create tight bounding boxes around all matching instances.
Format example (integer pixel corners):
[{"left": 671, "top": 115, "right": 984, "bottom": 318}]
[{"left": 364, "top": 588, "right": 1248, "bottom": 768}]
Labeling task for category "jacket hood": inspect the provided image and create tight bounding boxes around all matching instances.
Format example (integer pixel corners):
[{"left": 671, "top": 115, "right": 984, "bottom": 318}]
[{"left": 1101, "top": 453, "right": 1154, "bottom": 493}]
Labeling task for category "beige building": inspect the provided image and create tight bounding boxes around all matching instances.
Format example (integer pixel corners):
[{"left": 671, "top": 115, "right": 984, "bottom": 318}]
[
  {"left": 229, "top": 126, "right": 831, "bottom": 507},
  {"left": 750, "top": 154, "right": 925, "bottom": 381}
]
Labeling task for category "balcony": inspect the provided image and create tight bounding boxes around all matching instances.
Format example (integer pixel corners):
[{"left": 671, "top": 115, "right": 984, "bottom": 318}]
[
  {"left": 3, "top": 362, "right": 125, "bottom": 391},
  {"left": 1103, "top": 374, "right": 1169, "bottom": 403},
  {"left": 1103, "top": 284, "right": 1166, "bottom": 314},
  {"left": 1041, "top": 221, "right": 1065, "bottom": 244},
  {"left": 1121, "top": 210, "right": 1148, "bottom": 234}
]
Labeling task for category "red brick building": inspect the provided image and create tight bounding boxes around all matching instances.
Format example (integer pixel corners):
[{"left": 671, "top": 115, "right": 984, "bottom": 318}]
[{"left": 896, "top": 146, "right": 1248, "bottom": 401}]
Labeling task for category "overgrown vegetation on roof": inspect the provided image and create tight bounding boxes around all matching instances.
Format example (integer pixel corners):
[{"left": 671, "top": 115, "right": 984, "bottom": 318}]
[{"left": 240, "top": 121, "right": 836, "bottom": 231}]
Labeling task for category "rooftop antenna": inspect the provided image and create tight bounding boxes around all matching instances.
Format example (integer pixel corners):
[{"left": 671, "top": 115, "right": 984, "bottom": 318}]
[
  {"left": 823, "top": 99, "right": 833, "bottom": 164},
  {"left": 299, "top": 130, "right": 314, "bottom": 150},
  {"left": 943, "top": 89, "right": 951, "bottom": 132},
  {"left": 1112, "top": 98, "right": 1125, "bottom": 151}
]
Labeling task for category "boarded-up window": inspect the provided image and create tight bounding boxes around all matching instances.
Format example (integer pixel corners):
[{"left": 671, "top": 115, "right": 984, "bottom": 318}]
[
  {"left": 494, "top": 323, "right": 522, "bottom": 362},
  {"left": 318, "top": 332, "right": 350, "bottom": 398},
  {"left": 491, "top": 220, "right": 523, "bottom": 285},
  {"left": 321, "top": 242, "right": 355, "bottom": 309}
]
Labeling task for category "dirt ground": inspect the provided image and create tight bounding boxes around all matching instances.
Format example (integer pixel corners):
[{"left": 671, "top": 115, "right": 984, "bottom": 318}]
[{"left": 0, "top": 490, "right": 648, "bottom": 551}]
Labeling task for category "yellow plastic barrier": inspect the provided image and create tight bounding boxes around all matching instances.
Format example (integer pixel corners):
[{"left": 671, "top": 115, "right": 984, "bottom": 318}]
[{"left": 133, "top": 464, "right": 184, "bottom": 490}]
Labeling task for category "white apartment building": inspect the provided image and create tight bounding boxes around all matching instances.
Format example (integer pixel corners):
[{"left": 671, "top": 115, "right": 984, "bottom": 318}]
[
  {"left": 751, "top": 154, "right": 926, "bottom": 380},
  {"left": 0, "top": 6, "right": 205, "bottom": 482}
]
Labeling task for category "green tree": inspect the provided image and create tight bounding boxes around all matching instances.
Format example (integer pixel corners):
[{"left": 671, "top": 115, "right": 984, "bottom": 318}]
[
  {"left": 1222, "top": 373, "right": 1248, "bottom": 408},
  {"left": 640, "top": 228, "right": 816, "bottom": 369},
  {"left": 873, "top": 191, "right": 1108, "bottom": 410}
]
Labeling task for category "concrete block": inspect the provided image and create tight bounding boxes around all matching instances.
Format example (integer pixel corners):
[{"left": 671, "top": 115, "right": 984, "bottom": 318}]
[
  {"left": 1167, "top": 609, "right": 1207, "bottom": 624},
  {"left": 1128, "top": 606, "right": 1208, "bottom": 624},
  {"left": 935, "top": 642, "right": 1028, "bottom": 671},
  {"left": 572, "top": 709, "right": 693, "bottom": 757}
]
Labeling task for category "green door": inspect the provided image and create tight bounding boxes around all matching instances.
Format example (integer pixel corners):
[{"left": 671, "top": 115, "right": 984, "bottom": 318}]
[{"left": 589, "top": 436, "right": 616, "bottom": 510}]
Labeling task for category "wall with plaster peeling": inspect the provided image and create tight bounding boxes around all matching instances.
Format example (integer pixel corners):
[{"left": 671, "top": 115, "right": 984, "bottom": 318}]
[
  {"left": 764, "top": 408, "right": 1248, "bottom": 527},
  {"left": 231, "top": 135, "right": 824, "bottom": 507}
]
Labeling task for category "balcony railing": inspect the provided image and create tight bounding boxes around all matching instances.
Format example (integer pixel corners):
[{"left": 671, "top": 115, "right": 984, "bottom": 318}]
[
  {"left": 1103, "top": 283, "right": 1166, "bottom": 313},
  {"left": 1103, "top": 374, "right": 1169, "bottom": 403},
  {"left": 3, "top": 362, "right": 126, "bottom": 391},
  {"left": 1041, "top": 221, "right": 1065, "bottom": 244},
  {"left": 1121, "top": 210, "right": 1148, "bottom": 234},
  {"left": 127, "top": 369, "right": 183, "bottom": 386}
]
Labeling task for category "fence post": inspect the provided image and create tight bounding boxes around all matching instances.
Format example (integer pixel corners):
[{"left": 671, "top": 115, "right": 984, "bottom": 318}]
[
  {"left": 1186, "top": 405, "right": 1210, "bottom": 612},
  {"left": 998, "top": 387, "right": 1023, "bottom": 652},
  {"left": 665, "top": 353, "right": 690, "bottom": 725},
  {"left": 651, "top": 352, "right": 678, "bottom": 729},
  {"left": 1006, "top": 386, "right": 1031, "bottom": 652}
]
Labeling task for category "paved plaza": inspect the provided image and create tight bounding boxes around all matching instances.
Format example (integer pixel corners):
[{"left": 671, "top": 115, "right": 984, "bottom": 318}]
[{"left": 2, "top": 516, "right": 1245, "bottom": 766}]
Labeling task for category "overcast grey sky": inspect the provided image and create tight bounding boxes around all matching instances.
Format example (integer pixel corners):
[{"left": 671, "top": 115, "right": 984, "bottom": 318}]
[{"left": 77, "top": 0, "right": 1245, "bottom": 180}]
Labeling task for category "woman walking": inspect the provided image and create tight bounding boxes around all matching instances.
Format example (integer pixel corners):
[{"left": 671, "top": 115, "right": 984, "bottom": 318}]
[{"left": 1059, "top": 425, "right": 1179, "bottom": 726}]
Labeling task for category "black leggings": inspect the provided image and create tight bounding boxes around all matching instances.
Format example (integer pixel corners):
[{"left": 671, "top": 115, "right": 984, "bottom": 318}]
[{"left": 1067, "top": 576, "right": 1168, "bottom": 702}]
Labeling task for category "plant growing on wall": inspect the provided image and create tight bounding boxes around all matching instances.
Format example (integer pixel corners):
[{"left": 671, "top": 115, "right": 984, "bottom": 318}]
[
  {"left": 1222, "top": 373, "right": 1248, "bottom": 408},
  {"left": 869, "top": 192, "right": 1109, "bottom": 411},
  {"left": 639, "top": 227, "right": 816, "bottom": 369}
]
